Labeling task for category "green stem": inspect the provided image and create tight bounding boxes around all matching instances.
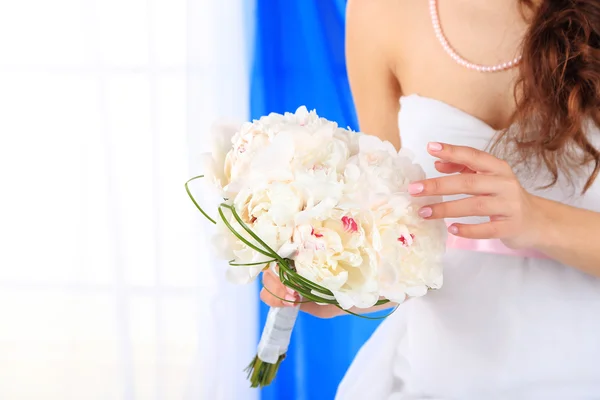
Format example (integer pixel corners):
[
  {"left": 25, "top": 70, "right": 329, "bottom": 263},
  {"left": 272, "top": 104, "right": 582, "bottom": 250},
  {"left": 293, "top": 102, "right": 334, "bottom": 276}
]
[
  {"left": 221, "top": 203, "right": 288, "bottom": 264},
  {"left": 278, "top": 260, "right": 334, "bottom": 296},
  {"left": 279, "top": 273, "right": 337, "bottom": 303},
  {"left": 217, "top": 207, "right": 274, "bottom": 258},
  {"left": 245, "top": 354, "right": 286, "bottom": 388},
  {"left": 229, "top": 259, "right": 277, "bottom": 267},
  {"left": 185, "top": 175, "right": 217, "bottom": 224},
  {"left": 220, "top": 203, "right": 343, "bottom": 300},
  {"left": 260, "top": 275, "right": 310, "bottom": 305}
]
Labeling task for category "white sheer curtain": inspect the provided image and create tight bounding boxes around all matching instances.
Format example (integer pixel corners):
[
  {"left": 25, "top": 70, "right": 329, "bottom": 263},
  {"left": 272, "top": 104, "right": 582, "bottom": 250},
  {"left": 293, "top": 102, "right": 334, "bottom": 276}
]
[{"left": 0, "top": 1, "right": 257, "bottom": 399}]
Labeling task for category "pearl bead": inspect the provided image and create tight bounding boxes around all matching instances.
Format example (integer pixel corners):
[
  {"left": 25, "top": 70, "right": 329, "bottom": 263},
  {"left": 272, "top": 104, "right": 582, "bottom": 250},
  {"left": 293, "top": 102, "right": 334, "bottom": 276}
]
[{"left": 430, "top": 0, "right": 521, "bottom": 73}]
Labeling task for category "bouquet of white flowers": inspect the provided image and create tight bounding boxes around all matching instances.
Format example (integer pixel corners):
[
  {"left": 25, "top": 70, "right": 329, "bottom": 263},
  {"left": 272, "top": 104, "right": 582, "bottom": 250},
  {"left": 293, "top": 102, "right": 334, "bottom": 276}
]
[{"left": 186, "top": 106, "right": 447, "bottom": 387}]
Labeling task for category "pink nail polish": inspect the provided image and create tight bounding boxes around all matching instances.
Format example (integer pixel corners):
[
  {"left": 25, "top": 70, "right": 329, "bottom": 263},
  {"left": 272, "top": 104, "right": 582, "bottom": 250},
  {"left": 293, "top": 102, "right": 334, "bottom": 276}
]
[
  {"left": 428, "top": 142, "right": 443, "bottom": 152},
  {"left": 285, "top": 287, "right": 296, "bottom": 296},
  {"left": 448, "top": 225, "right": 459, "bottom": 234},
  {"left": 418, "top": 207, "right": 432, "bottom": 218},
  {"left": 408, "top": 183, "right": 424, "bottom": 195}
]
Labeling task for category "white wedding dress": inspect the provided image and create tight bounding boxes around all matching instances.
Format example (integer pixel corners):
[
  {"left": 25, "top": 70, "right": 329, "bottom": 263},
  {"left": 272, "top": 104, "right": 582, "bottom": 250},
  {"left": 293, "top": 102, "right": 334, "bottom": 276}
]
[{"left": 336, "top": 95, "right": 600, "bottom": 400}]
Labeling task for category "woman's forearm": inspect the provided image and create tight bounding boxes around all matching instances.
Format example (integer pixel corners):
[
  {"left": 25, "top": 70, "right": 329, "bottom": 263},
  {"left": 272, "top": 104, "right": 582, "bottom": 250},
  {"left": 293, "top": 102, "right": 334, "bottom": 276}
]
[{"left": 533, "top": 195, "right": 600, "bottom": 277}]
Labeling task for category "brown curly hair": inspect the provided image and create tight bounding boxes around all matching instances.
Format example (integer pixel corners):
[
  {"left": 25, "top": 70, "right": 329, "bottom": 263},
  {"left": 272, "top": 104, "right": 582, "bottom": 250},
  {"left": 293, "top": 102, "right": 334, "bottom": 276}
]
[{"left": 492, "top": 0, "right": 600, "bottom": 192}]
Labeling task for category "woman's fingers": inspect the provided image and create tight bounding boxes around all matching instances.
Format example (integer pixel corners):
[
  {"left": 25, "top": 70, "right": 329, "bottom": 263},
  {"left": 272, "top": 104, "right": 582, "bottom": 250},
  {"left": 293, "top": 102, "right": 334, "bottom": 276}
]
[
  {"left": 259, "top": 268, "right": 342, "bottom": 318},
  {"left": 418, "top": 196, "right": 507, "bottom": 219},
  {"left": 259, "top": 267, "right": 299, "bottom": 308},
  {"left": 409, "top": 174, "right": 511, "bottom": 197},
  {"left": 427, "top": 142, "right": 512, "bottom": 176},
  {"left": 447, "top": 221, "right": 512, "bottom": 239},
  {"left": 299, "top": 302, "right": 341, "bottom": 319},
  {"left": 434, "top": 160, "right": 475, "bottom": 174}
]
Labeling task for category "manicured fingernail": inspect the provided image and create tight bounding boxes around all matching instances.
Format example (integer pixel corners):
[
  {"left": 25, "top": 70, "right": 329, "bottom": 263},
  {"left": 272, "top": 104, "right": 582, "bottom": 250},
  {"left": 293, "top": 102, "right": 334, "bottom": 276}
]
[
  {"left": 428, "top": 142, "right": 443, "bottom": 152},
  {"left": 408, "top": 183, "right": 424, "bottom": 195},
  {"left": 448, "top": 225, "right": 459, "bottom": 234},
  {"left": 285, "top": 287, "right": 296, "bottom": 296},
  {"left": 284, "top": 294, "right": 296, "bottom": 305},
  {"left": 418, "top": 207, "right": 432, "bottom": 218}
]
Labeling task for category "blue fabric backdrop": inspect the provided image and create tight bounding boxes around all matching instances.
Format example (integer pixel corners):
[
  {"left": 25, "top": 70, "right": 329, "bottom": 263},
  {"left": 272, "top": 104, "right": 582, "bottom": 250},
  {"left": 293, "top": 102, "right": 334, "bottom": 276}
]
[{"left": 250, "top": 1, "right": 383, "bottom": 399}]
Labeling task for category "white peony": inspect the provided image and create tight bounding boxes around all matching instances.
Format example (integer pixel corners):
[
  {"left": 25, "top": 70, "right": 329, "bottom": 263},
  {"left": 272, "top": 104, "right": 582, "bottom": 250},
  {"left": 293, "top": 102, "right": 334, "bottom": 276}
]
[
  {"left": 290, "top": 208, "right": 379, "bottom": 309},
  {"left": 369, "top": 194, "right": 446, "bottom": 303},
  {"left": 344, "top": 135, "right": 426, "bottom": 200},
  {"left": 233, "top": 182, "right": 301, "bottom": 249},
  {"left": 218, "top": 182, "right": 305, "bottom": 283},
  {"left": 200, "top": 106, "right": 446, "bottom": 308}
]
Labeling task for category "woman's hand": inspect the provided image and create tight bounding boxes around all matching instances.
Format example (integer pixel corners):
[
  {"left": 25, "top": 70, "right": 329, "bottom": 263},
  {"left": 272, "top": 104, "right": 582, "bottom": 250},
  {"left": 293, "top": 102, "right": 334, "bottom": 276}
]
[
  {"left": 259, "top": 268, "right": 344, "bottom": 319},
  {"left": 408, "top": 142, "right": 545, "bottom": 249}
]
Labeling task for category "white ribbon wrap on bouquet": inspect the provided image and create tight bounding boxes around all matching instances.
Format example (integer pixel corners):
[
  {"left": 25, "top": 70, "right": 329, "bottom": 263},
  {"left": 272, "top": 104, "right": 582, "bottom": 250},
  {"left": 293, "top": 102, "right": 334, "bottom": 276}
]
[{"left": 256, "top": 305, "right": 300, "bottom": 364}]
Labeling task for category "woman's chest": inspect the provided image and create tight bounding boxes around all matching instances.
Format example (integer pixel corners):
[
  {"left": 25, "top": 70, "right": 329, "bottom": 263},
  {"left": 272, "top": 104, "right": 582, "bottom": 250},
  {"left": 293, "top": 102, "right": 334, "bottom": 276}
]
[{"left": 389, "top": 1, "right": 528, "bottom": 130}]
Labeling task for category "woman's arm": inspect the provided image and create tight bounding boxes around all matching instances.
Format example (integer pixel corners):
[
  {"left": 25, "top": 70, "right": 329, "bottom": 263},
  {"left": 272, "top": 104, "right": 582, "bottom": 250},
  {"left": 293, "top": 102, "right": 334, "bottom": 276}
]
[
  {"left": 532, "top": 196, "right": 600, "bottom": 276},
  {"left": 346, "top": 0, "right": 402, "bottom": 149}
]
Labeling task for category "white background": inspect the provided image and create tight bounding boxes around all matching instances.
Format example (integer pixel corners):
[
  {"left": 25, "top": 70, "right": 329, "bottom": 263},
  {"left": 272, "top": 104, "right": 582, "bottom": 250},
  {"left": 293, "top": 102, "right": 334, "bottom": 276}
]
[{"left": 0, "top": 1, "right": 257, "bottom": 399}]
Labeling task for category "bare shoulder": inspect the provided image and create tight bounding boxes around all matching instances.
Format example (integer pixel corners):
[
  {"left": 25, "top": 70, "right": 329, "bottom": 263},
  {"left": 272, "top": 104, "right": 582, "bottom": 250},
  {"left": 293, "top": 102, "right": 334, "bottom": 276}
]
[
  {"left": 345, "top": 0, "right": 421, "bottom": 148},
  {"left": 346, "top": 0, "right": 406, "bottom": 39},
  {"left": 346, "top": 0, "right": 429, "bottom": 80},
  {"left": 346, "top": 0, "right": 421, "bottom": 37},
  {"left": 346, "top": 0, "right": 390, "bottom": 62},
  {"left": 346, "top": 0, "right": 388, "bottom": 24},
  {"left": 346, "top": 0, "right": 412, "bottom": 20}
]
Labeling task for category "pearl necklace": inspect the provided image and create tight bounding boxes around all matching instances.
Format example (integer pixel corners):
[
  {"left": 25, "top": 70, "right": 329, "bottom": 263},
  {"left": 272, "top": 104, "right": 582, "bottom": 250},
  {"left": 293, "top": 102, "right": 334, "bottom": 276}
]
[{"left": 429, "top": 0, "right": 522, "bottom": 72}]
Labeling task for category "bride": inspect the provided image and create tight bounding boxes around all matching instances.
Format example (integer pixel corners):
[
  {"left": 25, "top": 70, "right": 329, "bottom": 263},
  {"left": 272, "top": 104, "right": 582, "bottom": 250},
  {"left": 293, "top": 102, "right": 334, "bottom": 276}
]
[{"left": 261, "top": 0, "right": 600, "bottom": 398}]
